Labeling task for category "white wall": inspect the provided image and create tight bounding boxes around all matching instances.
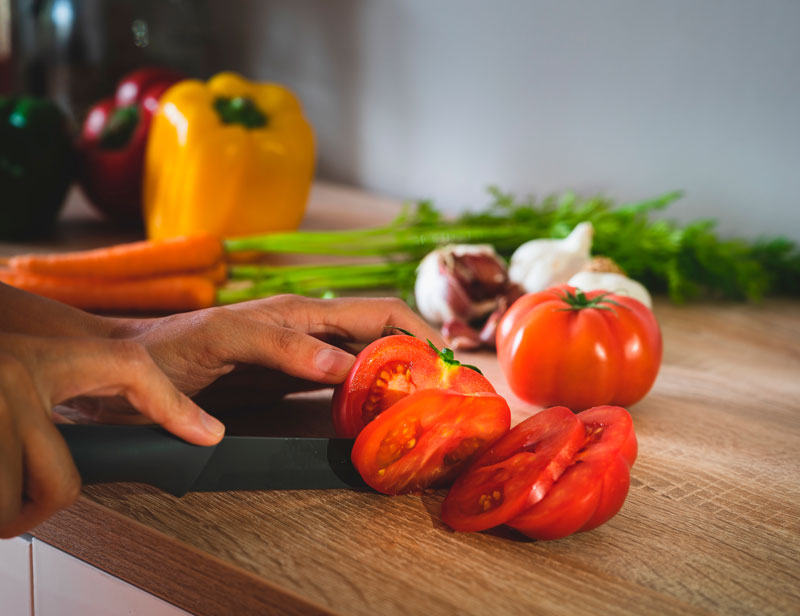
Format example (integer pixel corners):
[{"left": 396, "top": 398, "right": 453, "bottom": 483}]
[{"left": 211, "top": 0, "right": 800, "bottom": 240}]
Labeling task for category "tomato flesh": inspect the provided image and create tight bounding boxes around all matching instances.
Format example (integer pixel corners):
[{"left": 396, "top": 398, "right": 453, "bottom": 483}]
[
  {"left": 506, "top": 405, "right": 637, "bottom": 540},
  {"left": 362, "top": 361, "right": 416, "bottom": 424},
  {"left": 351, "top": 389, "right": 511, "bottom": 494},
  {"left": 440, "top": 406, "right": 585, "bottom": 532},
  {"left": 332, "top": 335, "right": 495, "bottom": 438}
]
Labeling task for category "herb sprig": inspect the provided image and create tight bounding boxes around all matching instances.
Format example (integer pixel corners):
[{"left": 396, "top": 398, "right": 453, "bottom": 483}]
[{"left": 220, "top": 189, "right": 799, "bottom": 303}]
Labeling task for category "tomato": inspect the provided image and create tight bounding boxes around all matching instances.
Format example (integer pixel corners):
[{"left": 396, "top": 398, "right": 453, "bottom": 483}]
[
  {"left": 332, "top": 334, "right": 495, "bottom": 438},
  {"left": 496, "top": 285, "right": 662, "bottom": 410},
  {"left": 351, "top": 389, "right": 511, "bottom": 494},
  {"left": 506, "top": 405, "right": 637, "bottom": 540},
  {"left": 440, "top": 406, "right": 586, "bottom": 532}
]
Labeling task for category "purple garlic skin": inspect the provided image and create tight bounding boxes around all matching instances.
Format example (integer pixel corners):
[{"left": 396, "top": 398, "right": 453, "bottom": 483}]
[
  {"left": 414, "top": 244, "right": 509, "bottom": 325},
  {"left": 441, "top": 318, "right": 484, "bottom": 351},
  {"left": 415, "top": 245, "right": 522, "bottom": 350}
]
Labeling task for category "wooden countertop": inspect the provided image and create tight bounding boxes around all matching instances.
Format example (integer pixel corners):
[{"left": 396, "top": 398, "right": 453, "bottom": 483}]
[{"left": 7, "top": 185, "right": 800, "bottom": 615}]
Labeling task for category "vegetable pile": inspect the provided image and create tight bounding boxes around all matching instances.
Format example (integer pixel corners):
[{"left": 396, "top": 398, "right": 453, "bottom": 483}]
[
  {"left": 223, "top": 188, "right": 800, "bottom": 304},
  {"left": 2, "top": 68, "right": 314, "bottom": 241},
  {"left": 4, "top": 186, "right": 797, "bottom": 314},
  {"left": 333, "top": 333, "right": 639, "bottom": 541}
]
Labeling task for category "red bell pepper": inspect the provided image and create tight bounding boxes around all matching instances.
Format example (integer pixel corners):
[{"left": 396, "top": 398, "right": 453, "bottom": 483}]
[{"left": 77, "top": 67, "right": 183, "bottom": 225}]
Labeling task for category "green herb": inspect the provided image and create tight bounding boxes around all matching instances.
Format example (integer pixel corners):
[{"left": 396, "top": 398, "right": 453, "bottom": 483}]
[{"left": 221, "top": 189, "right": 799, "bottom": 303}]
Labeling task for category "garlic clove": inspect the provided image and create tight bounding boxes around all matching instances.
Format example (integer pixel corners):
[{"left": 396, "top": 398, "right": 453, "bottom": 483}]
[
  {"left": 441, "top": 318, "right": 484, "bottom": 351},
  {"left": 508, "top": 222, "right": 594, "bottom": 293},
  {"left": 567, "top": 271, "right": 653, "bottom": 308},
  {"left": 414, "top": 244, "right": 509, "bottom": 325}
]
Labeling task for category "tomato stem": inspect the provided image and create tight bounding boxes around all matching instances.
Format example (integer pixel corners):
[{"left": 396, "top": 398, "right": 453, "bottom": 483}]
[
  {"left": 427, "top": 339, "right": 483, "bottom": 375},
  {"left": 381, "top": 327, "right": 483, "bottom": 375},
  {"left": 556, "top": 289, "right": 626, "bottom": 313}
]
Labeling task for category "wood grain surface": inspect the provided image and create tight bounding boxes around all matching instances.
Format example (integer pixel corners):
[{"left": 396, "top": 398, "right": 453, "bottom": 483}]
[{"left": 11, "top": 186, "right": 800, "bottom": 615}]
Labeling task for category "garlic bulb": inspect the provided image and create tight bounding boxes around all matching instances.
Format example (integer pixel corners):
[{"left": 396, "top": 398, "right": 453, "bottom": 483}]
[
  {"left": 508, "top": 222, "right": 594, "bottom": 293},
  {"left": 567, "top": 271, "right": 653, "bottom": 308},
  {"left": 414, "top": 244, "right": 509, "bottom": 325}
]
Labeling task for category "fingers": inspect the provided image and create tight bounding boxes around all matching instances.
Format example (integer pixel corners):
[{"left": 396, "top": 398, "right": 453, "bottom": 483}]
[
  {"left": 0, "top": 354, "right": 79, "bottom": 538},
  {"left": 213, "top": 296, "right": 445, "bottom": 385},
  {"left": 31, "top": 338, "right": 224, "bottom": 446},
  {"left": 235, "top": 323, "right": 356, "bottom": 384},
  {"left": 0, "top": 359, "right": 24, "bottom": 535},
  {"left": 0, "top": 418, "right": 81, "bottom": 538},
  {"left": 322, "top": 297, "right": 445, "bottom": 346},
  {"left": 237, "top": 295, "right": 446, "bottom": 347}
]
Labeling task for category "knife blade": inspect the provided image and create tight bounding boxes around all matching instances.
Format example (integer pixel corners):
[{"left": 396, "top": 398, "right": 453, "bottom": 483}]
[{"left": 57, "top": 424, "right": 367, "bottom": 497}]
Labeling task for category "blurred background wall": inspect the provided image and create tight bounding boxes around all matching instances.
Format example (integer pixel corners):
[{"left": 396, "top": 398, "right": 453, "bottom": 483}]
[
  {"left": 208, "top": 0, "right": 800, "bottom": 241},
  {"left": 5, "top": 0, "right": 800, "bottom": 240}
]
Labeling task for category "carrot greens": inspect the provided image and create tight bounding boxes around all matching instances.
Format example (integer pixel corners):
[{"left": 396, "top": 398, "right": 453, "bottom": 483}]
[{"left": 222, "top": 189, "right": 799, "bottom": 303}]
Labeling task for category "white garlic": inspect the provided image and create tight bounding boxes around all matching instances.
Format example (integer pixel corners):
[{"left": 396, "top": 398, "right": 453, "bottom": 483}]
[
  {"left": 567, "top": 271, "right": 653, "bottom": 308},
  {"left": 508, "top": 222, "right": 594, "bottom": 293},
  {"left": 414, "top": 244, "right": 508, "bottom": 325}
]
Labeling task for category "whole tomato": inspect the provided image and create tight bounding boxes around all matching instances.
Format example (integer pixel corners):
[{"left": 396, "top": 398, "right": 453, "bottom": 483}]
[{"left": 496, "top": 285, "right": 662, "bottom": 410}]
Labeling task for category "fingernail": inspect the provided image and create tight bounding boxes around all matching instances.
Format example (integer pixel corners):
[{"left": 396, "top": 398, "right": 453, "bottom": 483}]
[
  {"left": 201, "top": 411, "right": 225, "bottom": 437},
  {"left": 315, "top": 348, "right": 355, "bottom": 376}
]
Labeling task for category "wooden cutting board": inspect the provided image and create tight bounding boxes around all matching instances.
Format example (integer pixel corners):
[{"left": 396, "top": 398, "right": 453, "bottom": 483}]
[{"left": 9, "top": 184, "right": 800, "bottom": 615}]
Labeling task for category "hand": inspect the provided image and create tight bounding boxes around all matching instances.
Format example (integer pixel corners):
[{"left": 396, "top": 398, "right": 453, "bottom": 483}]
[
  {"left": 119, "top": 295, "right": 445, "bottom": 407},
  {"left": 0, "top": 333, "right": 224, "bottom": 538}
]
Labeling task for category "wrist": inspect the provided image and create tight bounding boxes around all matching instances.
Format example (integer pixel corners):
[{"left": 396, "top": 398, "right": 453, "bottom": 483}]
[{"left": 100, "top": 315, "right": 158, "bottom": 342}]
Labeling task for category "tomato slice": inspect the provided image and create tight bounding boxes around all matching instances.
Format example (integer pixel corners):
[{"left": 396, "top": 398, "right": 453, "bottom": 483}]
[
  {"left": 440, "top": 406, "right": 585, "bottom": 532},
  {"left": 332, "top": 335, "right": 495, "bottom": 438},
  {"left": 506, "top": 405, "right": 637, "bottom": 540},
  {"left": 351, "top": 389, "right": 511, "bottom": 494}
]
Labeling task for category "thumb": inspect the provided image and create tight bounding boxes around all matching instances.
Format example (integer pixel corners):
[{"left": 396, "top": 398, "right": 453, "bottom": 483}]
[{"left": 34, "top": 338, "right": 224, "bottom": 446}]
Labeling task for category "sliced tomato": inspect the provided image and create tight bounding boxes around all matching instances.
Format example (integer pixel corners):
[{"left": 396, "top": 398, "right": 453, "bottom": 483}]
[
  {"left": 440, "top": 406, "right": 585, "bottom": 532},
  {"left": 332, "top": 334, "right": 495, "bottom": 438},
  {"left": 351, "top": 389, "right": 511, "bottom": 494},
  {"left": 506, "top": 405, "right": 637, "bottom": 540}
]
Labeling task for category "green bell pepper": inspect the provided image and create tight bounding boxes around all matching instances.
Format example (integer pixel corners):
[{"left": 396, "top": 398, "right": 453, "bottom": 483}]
[{"left": 0, "top": 96, "right": 74, "bottom": 240}]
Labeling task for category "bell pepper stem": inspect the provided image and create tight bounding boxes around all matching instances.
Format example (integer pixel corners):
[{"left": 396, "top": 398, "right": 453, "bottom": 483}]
[
  {"left": 213, "top": 96, "right": 268, "bottom": 128},
  {"left": 99, "top": 106, "right": 140, "bottom": 149}
]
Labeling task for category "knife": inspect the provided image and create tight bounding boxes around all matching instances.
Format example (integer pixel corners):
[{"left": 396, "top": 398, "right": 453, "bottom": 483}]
[{"left": 57, "top": 424, "right": 367, "bottom": 497}]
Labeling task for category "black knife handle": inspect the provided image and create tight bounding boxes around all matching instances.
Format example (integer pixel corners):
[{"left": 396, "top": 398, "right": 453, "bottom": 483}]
[{"left": 57, "top": 424, "right": 218, "bottom": 497}]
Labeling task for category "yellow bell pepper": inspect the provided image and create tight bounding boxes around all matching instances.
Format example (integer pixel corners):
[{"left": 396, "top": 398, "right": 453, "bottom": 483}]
[{"left": 144, "top": 72, "right": 314, "bottom": 240}]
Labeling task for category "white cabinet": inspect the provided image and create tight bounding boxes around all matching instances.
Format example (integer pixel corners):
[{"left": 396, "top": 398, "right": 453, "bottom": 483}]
[
  {"left": 0, "top": 535, "right": 33, "bottom": 616},
  {"left": 1, "top": 536, "right": 192, "bottom": 616},
  {"left": 30, "top": 539, "right": 192, "bottom": 616}
]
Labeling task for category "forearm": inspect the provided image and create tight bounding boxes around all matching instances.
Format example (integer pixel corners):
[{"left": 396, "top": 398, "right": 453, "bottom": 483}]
[{"left": 0, "top": 282, "right": 125, "bottom": 339}]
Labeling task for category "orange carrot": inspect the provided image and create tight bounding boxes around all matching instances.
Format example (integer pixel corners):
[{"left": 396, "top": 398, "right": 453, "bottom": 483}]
[
  {"left": 0, "top": 271, "right": 217, "bottom": 313},
  {"left": 191, "top": 260, "right": 228, "bottom": 285},
  {"left": 8, "top": 234, "right": 224, "bottom": 279}
]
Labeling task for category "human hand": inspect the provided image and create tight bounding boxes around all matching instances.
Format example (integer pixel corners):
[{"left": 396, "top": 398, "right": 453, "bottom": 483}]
[
  {"left": 0, "top": 333, "right": 224, "bottom": 538},
  {"left": 115, "top": 295, "right": 445, "bottom": 407}
]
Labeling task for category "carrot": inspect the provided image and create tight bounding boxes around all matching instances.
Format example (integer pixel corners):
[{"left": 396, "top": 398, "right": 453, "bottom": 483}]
[
  {"left": 192, "top": 260, "right": 228, "bottom": 285},
  {"left": 7, "top": 234, "right": 224, "bottom": 279},
  {"left": 0, "top": 271, "right": 217, "bottom": 313}
]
